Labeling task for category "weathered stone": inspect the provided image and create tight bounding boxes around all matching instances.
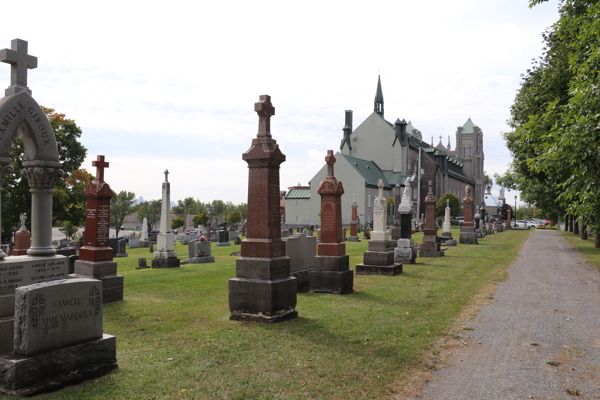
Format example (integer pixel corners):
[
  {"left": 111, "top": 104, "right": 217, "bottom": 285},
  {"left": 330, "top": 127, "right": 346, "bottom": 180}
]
[
  {"left": 13, "top": 279, "right": 103, "bottom": 356},
  {"left": 0, "top": 255, "right": 68, "bottom": 296},
  {"left": 136, "top": 258, "right": 148, "bottom": 269},
  {"left": 420, "top": 181, "right": 443, "bottom": 257}
]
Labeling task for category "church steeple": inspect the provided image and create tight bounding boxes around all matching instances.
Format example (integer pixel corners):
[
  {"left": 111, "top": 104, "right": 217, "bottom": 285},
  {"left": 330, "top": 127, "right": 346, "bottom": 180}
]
[{"left": 374, "top": 75, "right": 384, "bottom": 117}]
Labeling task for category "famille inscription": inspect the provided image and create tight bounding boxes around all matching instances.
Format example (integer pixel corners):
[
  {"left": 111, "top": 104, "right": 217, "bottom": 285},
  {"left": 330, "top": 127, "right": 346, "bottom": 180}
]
[{"left": 0, "top": 101, "right": 51, "bottom": 145}]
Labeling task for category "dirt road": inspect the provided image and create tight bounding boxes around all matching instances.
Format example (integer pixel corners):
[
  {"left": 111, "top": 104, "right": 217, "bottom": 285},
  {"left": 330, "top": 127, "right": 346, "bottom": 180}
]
[{"left": 417, "top": 230, "right": 600, "bottom": 399}]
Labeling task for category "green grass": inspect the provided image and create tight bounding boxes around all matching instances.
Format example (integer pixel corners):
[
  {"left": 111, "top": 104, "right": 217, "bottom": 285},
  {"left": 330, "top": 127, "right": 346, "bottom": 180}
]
[
  {"left": 559, "top": 231, "right": 600, "bottom": 271},
  {"left": 3, "top": 228, "right": 530, "bottom": 400}
]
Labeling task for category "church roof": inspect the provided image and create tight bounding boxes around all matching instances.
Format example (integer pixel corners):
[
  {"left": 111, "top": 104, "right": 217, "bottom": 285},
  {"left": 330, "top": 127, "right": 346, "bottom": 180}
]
[
  {"left": 285, "top": 189, "right": 310, "bottom": 199},
  {"left": 460, "top": 117, "right": 478, "bottom": 134},
  {"left": 484, "top": 194, "right": 498, "bottom": 207},
  {"left": 340, "top": 154, "right": 393, "bottom": 189},
  {"left": 383, "top": 171, "right": 412, "bottom": 186},
  {"left": 435, "top": 138, "right": 447, "bottom": 151}
]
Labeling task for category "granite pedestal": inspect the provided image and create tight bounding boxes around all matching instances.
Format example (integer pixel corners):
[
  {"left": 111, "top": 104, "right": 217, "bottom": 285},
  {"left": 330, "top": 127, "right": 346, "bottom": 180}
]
[{"left": 356, "top": 240, "right": 402, "bottom": 275}]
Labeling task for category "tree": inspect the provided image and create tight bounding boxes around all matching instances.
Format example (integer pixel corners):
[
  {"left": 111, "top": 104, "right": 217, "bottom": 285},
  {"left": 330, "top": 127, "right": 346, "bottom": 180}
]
[
  {"left": 436, "top": 193, "right": 460, "bottom": 218},
  {"left": 54, "top": 168, "right": 94, "bottom": 228},
  {"left": 1, "top": 106, "right": 87, "bottom": 232},
  {"left": 483, "top": 171, "right": 493, "bottom": 193},
  {"left": 235, "top": 203, "right": 248, "bottom": 222},
  {"left": 227, "top": 211, "right": 242, "bottom": 228},
  {"left": 110, "top": 191, "right": 137, "bottom": 238},
  {"left": 172, "top": 217, "right": 184, "bottom": 230},
  {"left": 208, "top": 200, "right": 226, "bottom": 224},
  {"left": 502, "top": 0, "right": 599, "bottom": 246},
  {"left": 173, "top": 197, "right": 196, "bottom": 230},
  {"left": 193, "top": 212, "right": 209, "bottom": 227},
  {"left": 137, "top": 200, "right": 162, "bottom": 230},
  {"left": 59, "top": 220, "right": 80, "bottom": 240}
]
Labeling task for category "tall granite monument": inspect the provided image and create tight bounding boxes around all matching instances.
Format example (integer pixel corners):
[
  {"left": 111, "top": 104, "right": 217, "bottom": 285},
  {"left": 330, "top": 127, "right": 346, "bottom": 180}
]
[
  {"left": 152, "top": 170, "right": 180, "bottom": 268},
  {"left": 419, "top": 181, "right": 445, "bottom": 257},
  {"left": 459, "top": 185, "right": 478, "bottom": 244},
  {"left": 72, "top": 155, "right": 124, "bottom": 303},
  {"left": 310, "top": 151, "right": 353, "bottom": 293},
  {"left": 228, "top": 95, "right": 297, "bottom": 322},
  {"left": 356, "top": 179, "right": 402, "bottom": 275},
  {"left": 347, "top": 194, "right": 360, "bottom": 242},
  {"left": 394, "top": 175, "right": 418, "bottom": 264}
]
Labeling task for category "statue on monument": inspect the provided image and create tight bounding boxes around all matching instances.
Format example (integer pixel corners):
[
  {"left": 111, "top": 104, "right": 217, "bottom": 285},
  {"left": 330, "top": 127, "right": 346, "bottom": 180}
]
[
  {"left": 19, "top": 213, "right": 27, "bottom": 230},
  {"left": 400, "top": 171, "right": 416, "bottom": 204}
]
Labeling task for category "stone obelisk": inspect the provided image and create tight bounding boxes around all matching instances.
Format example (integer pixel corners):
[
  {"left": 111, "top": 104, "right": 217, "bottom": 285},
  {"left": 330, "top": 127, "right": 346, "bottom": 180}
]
[{"left": 152, "top": 170, "right": 180, "bottom": 268}]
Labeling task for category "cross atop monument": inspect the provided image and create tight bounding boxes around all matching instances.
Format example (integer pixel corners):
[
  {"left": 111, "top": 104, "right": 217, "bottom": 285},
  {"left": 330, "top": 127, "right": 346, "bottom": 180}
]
[
  {"left": 92, "top": 155, "right": 109, "bottom": 182},
  {"left": 254, "top": 94, "right": 275, "bottom": 138},
  {"left": 377, "top": 179, "right": 384, "bottom": 197},
  {"left": 164, "top": 169, "right": 169, "bottom": 182},
  {"left": 439, "top": 135, "right": 443, "bottom": 142},
  {"left": 0, "top": 39, "right": 38, "bottom": 96},
  {"left": 325, "top": 150, "right": 336, "bottom": 178}
]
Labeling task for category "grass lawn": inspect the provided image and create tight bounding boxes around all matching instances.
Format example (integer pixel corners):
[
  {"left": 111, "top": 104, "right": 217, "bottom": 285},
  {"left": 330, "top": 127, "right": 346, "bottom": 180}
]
[
  {"left": 3, "top": 228, "right": 530, "bottom": 400},
  {"left": 560, "top": 230, "right": 600, "bottom": 271}
]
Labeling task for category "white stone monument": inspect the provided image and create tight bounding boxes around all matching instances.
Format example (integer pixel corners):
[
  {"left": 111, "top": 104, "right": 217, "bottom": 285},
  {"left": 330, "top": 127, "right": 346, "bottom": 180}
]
[
  {"left": 442, "top": 199, "right": 452, "bottom": 238},
  {"left": 152, "top": 170, "right": 180, "bottom": 268},
  {"left": 371, "top": 179, "right": 389, "bottom": 241}
]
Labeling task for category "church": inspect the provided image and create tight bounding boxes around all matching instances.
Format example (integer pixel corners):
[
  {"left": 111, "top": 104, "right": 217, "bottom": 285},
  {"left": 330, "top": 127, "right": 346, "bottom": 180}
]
[{"left": 285, "top": 76, "right": 485, "bottom": 227}]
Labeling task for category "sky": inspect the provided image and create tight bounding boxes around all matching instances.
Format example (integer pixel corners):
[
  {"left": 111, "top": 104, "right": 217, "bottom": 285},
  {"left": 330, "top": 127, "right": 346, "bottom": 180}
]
[{"left": 1, "top": 0, "right": 561, "bottom": 207}]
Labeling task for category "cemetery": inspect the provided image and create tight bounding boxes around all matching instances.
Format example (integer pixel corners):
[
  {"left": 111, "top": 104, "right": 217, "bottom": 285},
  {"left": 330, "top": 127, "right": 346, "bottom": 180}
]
[{"left": 1, "top": 4, "right": 599, "bottom": 394}]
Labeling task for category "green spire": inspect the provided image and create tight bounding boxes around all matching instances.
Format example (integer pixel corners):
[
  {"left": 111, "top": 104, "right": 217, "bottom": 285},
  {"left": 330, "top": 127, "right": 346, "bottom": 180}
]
[{"left": 374, "top": 75, "right": 384, "bottom": 116}]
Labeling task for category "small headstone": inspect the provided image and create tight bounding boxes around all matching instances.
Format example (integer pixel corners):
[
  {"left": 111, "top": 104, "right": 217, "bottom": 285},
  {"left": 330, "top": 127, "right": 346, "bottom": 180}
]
[
  {"left": 284, "top": 233, "right": 317, "bottom": 290},
  {"left": 128, "top": 237, "right": 140, "bottom": 248},
  {"left": 149, "top": 244, "right": 154, "bottom": 253},
  {"left": 115, "top": 239, "right": 128, "bottom": 257},
  {"left": 216, "top": 231, "right": 231, "bottom": 247},
  {"left": 59, "top": 238, "right": 69, "bottom": 249},
  {"left": 136, "top": 258, "right": 148, "bottom": 269},
  {"left": 234, "top": 237, "right": 242, "bottom": 245}
]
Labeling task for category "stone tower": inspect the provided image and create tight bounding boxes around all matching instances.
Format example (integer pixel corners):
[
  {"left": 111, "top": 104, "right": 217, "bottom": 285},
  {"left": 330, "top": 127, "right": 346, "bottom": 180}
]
[{"left": 455, "top": 118, "right": 484, "bottom": 207}]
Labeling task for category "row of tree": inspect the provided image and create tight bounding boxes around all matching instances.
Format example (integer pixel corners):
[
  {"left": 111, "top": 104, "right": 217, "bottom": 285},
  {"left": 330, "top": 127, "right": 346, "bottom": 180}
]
[{"left": 494, "top": 0, "right": 599, "bottom": 247}]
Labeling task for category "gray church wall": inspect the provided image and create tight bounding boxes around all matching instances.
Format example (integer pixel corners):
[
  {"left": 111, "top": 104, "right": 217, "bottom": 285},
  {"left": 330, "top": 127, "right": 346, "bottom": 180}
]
[
  {"left": 285, "top": 198, "right": 313, "bottom": 226},
  {"left": 341, "top": 113, "right": 396, "bottom": 171}
]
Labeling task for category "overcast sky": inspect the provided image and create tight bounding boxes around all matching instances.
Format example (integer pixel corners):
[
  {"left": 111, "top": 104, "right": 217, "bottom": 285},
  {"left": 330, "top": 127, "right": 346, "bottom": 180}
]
[{"left": 1, "top": 0, "right": 560, "bottom": 206}]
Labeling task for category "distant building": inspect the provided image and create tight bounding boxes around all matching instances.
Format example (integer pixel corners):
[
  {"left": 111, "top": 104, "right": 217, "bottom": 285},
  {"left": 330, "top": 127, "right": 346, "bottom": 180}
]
[{"left": 286, "top": 76, "right": 484, "bottom": 227}]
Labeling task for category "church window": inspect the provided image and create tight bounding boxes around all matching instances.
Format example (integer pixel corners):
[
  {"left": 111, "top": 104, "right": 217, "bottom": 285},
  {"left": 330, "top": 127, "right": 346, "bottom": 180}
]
[{"left": 368, "top": 193, "right": 371, "bottom": 208}]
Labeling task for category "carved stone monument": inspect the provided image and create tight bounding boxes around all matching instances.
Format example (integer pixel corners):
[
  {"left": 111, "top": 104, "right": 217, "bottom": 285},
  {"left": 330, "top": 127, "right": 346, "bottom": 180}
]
[
  {"left": 152, "top": 170, "right": 180, "bottom": 268},
  {"left": 459, "top": 185, "right": 478, "bottom": 244},
  {"left": 442, "top": 200, "right": 452, "bottom": 239},
  {"left": 0, "top": 279, "right": 117, "bottom": 396},
  {"left": 394, "top": 175, "right": 417, "bottom": 264},
  {"left": 0, "top": 39, "right": 70, "bottom": 355},
  {"left": 310, "top": 151, "right": 353, "bottom": 293},
  {"left": 72, "top": 155, "right": 124, "bottom": 303},
  {"left": 347, "top": 194, "right": 360, "bottom": 242},
  {"left": 356, "top": 180, "right": 402, "bottom": 275},
  {"left": 228, "top": 95, "right": 297, "bottom": 322},
  {"left": 419, "top": 181, "right": 444, "bottom": 257},
  {"left": 140, "top": 217, "right": 149, "bottom": 247}
]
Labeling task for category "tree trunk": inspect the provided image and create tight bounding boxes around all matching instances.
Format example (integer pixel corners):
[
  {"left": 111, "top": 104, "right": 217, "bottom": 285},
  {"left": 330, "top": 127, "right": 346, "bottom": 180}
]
[
  {"left": 569, "top": 215, "right": 574, "bottom": 232},
  {"left": 574, "top": 218, "right": 579, "bottom": 234},
  {"left": 596, "top": 226, "right": 600, "bottom": 248},
  {"left": 581, "top": 224, "right": 587, "bottom": 240},
  {"left": 564, "top": 215, "right": 569, "bottom": 231}
]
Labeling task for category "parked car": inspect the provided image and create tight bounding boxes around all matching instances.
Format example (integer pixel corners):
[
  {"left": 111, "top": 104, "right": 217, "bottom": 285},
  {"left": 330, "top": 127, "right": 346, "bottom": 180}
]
[
  {"left": 184, "top": 229, "right": 198, "bottom": 235},
  {"left": 532, "top": 218, "right": 548, "bottom": 226},
  {"left": 515, "top": 220, "right": 531, "bottom": 229},
  {"left": 526, "top": 220, "right": 542, "bottom": 228}
]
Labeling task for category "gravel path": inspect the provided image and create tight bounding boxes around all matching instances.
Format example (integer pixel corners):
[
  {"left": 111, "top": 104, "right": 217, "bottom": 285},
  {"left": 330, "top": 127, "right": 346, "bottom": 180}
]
[{"left": 417, "top": 230, "right": 600, "bottom": 399}]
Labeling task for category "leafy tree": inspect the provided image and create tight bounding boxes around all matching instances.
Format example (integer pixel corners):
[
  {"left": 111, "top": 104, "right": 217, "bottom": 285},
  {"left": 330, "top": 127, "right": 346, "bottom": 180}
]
[
  {"left": 172, "top": 217, "right": 184, "bottom": 230},
  {"left": 483, "top": 171, "right": 493, "bottom": 193},
  {"left": 1, "top": 106, "right": 87, "bottom": 232},
  {"left": 137, "top": 200, "right": 162, "bottom": 230},
  {"left": 59, "top": 220, "right": 80, "bottom": 240},
  {"left": 173, "top": 197, "right": 196, "bottom": 230},
  {"left": 110, "top": 191, "right": 136, "bottom": 238},
  {"left": 54, "top": 168, "right": 94, "bottom": 228},
  {"left": 227, "top": 211, "right": 242, "bottom": 228},
  {"left": 235, "top": 203, "right": 248, "bottom": 222},
  {"left": 193, "top": 211, "right": 209, "bottom": 227},
  {"left": 435, "top": 193, "right": 460, "bottom": 218},
  {"left": 208, "top": 200, "right": 226, "bottom": 224}
]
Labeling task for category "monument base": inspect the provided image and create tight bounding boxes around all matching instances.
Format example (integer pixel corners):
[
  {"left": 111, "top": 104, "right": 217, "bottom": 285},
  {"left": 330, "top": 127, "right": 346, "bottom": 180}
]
[
  {"left": 441, "top": 232, "right": 453, "bottom": 240},
  {"left": 72, "top": 260, "right": 124, "bottom": 303},
  {"left": 310, "top": 255, "right": 353, "bottom": 294},
  {"left": 115, "top": 252, "right": 128, "bottom": 258},
  {"left": 496, "top": 224, "right": 504, "bottom": 233},
  {"left": 459, "top": 226, "right": 478, "bottom": 244},
  {"left": 420, "top": 237, "right": 445, "bottom": 257},
  {"left": 185, "top": 256, "right": 216, "bottom": 264},
  {"left": 228, "top": 276, "right": 298, "bottom": 323},
  {"left": 356, "top": 263, "right": 402, "bottom": 276},
  {"left": 216, "top": 242, "right": 231, "bottom": 247},
  {"left": 140, "top": 240, "right": 149, "bottom": 248},
  {"left": 346, "top": 236, "right": 361, "bottom": 242},
  {"left": 0, "top": 334, "right": 117, "bottom": 397},
  {"left": 0, "top": 316, "right": 14, "bottom": 354},
  {"left": 394, "top": 247, "right": 417, "bottom": 264},
  {"left": 291, "top": 269, "right": 313, "bottom": 292},
  {"left": 151, "top": 257, "right": 181, "bottom": 268}
]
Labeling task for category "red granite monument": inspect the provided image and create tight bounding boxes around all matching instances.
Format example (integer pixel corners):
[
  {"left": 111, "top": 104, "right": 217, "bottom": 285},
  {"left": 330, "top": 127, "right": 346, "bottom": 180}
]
[
  {"left": 71, "top": 155, "right": 124, "bottom": 303},
  {"left": 347, "top": 194, "right": 360, "bottom": 242},
  {"left": 228, "top": 95, "right": 297, "bottom": 322},
  {"left": 419, "top": 181, "right": 445, "bottom": 257},
  {"left": 309, "top": 150, "right": 353, "bottom": 294},
  {"left": 459, "top": 185, "right": 478, "bottom": 244},
  {"left": 13, "top": 213, "right": 30, "bottom": 255}
]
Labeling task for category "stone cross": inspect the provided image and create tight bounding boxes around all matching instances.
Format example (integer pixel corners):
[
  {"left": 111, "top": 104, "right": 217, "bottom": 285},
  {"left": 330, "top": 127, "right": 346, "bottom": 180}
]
[
  {"left": 92, "top": 155, "right": 109, "bottom": 182},
  {"left": 254, "top": 95, "right": 275, "bottom": 138},
  {"left": 377, "top": 179, "right": 384, "bottom": 198},
  {"left": 0, "top": 39, "right": 38, "bottom": 96},
  {"left": 439, "top": 135, "right": 443, "bottom": 142},
  {"left": 164, "top": 169, "right": 169, "bottom": 182},
  {"left": 325, "top": 150, "right": 335, "bottom": 178}
]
